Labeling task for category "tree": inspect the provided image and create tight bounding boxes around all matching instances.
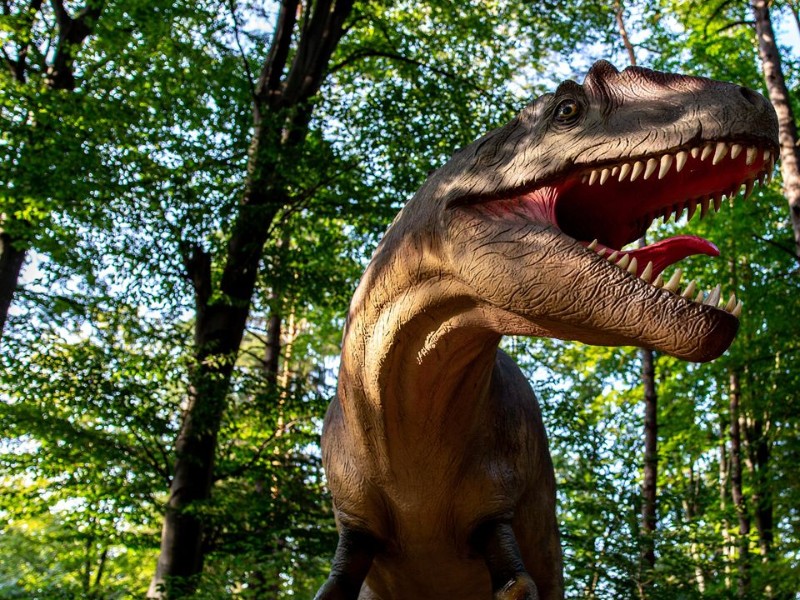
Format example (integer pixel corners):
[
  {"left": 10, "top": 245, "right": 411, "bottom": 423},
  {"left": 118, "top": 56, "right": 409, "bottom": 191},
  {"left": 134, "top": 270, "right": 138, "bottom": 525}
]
[
  {"left": 752, "top": 0, "right": 800, "bottom": 259},
  {"left": 148, "top": 0, "right": 564, "bottom": 594},
  {"left": 0, "top": 0, "right": 107, "bottom": 337},
  {"left": 4, "top": 1, "right": 800, "bottom": 597},
  {"left": 147, "top": 1, "right": 358, "bottom": 593}
]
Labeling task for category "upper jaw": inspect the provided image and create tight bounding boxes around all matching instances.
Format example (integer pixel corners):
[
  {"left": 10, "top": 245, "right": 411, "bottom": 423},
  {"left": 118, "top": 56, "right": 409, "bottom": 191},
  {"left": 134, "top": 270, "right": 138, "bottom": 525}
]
[{"left": 554, "top": 138, "right": 777, "bottom": 250}]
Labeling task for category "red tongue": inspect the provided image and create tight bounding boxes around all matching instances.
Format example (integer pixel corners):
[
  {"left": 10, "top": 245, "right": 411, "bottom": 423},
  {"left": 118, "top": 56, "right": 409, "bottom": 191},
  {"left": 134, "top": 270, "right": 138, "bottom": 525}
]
[{"left": 627, "top": 235, "right": 719, "bottom": 277}]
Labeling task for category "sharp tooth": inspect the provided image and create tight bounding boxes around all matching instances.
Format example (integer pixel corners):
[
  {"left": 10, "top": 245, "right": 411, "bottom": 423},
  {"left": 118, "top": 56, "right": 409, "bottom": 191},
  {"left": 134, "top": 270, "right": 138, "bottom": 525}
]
[
  {"left": 746, "top": 146, "right": 757, "bottom": 165},
  {"left": 597, "top": 248, "right": 607, "bottom": 257},
  {"left": 701, "top": 144, "right": 713, "bottom": 161},
  {"left": 661, "top": 206, "right": 672, "bottom": 222},
  {"left": 767, "top": 167, "right": 774, "bottom": 184},
  {"left": 653, "top": 273, "right": 664, "bottom": 288},
  {"left": 764, "top": 149, "right": 771, "bottom": 162},
  {"left": 733, "top": 301, "right": 743, "bottom": 318},
  {"left": 659, "top": 154, "right": 674, "bottom": 179},
  {"left": 619, "top": 162, "right": 632, "bottom": 181},
  {"left": 600, "top": 168, "right": 611, "bottom": 185},
  {"left": 631, "top": 160, "right": 645, "bottom": 182},
  {"left": 714, "top": 194, "right": 723, "bottom": 211},
  {"left": 641, "top": 261, "right": 653, "bottom": 283},
  {"left": 690, "top": 146, "right": 701, "bottom": 159},
  {"left": 674, "top": 203, "right": 685, "bottom": 222},
  {"left": 644, "top": 157, "right": 659, "bottom": 179},
  {"left": 705, "top": 284, "right": 721, "bottom": 307},
  {"left": 582, "top": 174, "right": 588, "bottom": 184},
  {"left": 687, "top": 198, "right": 698, "bottom": 221},
  {"left": 725, "top": 293, "right": 737, "bottom": 312},
  {"left": 589, "top": 170, "right": 599, "bottom": 185},
  {"left": 627, "top": 257, "right": 638, "bottom": 275},
  {"left": 588, "top": 239, "right": 598, "bottom": 250},
  {"left": 744, "top": 179, "right": 755, "bottom": 199},
  {"left": 730, "top": 143, "right": 743, "bottom": 160},
  {"left": 608, "top": 251, "right": 619, "bottom": 262},
  {"left": 700, "top": 196, "right": 711, "bottom": 218},
  {"left": 682, "top": 280, "right": 698, "bottom": 299},
  {"left": 665, "top": 269, "right": 683, "bottom": 292},
  {"left": 694, "top": 290, "right": 704, "bottom": 303},
  {"left": 617, "top": 254, "right": 630, "bottom": 269},
  {"left": 675, "top": 150, "right": 688, "bottom": 172},
  {"left": 713, "top": 141, "right": 729, "bottom": 165},
  {"left": 611, "top": 166, "right": 619, "bottom": 177}
]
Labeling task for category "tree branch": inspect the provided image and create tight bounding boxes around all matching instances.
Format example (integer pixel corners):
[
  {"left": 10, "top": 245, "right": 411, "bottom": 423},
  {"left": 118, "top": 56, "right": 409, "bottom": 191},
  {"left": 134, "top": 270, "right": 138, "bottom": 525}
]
[
  {"left": 752, "top": 234, "right": 800, "bottom": 264},
  {"left": 49, "top": 0, "right": 70, "bottom": 29},
  {"left": 227, "top": 0, "right": 256, "bottom": 101},
  {"left": 180, "top": 242, "right": 212, "bottom": 306},
  {"left": 256, "top": 0, "right": 299, "bottom": 103},
  {"left": 244, "top": 326, "right": 273, "bottom": 349},
  {"left": 128, "top": 425, "right": 172, "bottom": 487},
  {"left": 1, "top": 46, "right": 18, "bottom": 78},
  {"left": 5, "top": 0, "right": 44, "bottom": 82},
  {"left": 47, "top": 0, "right": 106, "bottom": 90},
  {"left": 711, "top": 19, "right": 754, "bottom": 36},
  {"left": 703, "top": 0, "right": 742, "bottom": 37},
  {"left": 281, "top": 0, "right": 354, "bottom": 104}
]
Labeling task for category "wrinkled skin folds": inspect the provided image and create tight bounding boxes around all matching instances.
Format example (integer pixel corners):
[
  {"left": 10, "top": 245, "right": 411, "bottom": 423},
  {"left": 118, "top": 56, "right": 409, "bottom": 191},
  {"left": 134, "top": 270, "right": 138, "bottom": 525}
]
[{"left": 316, "top": 62, "right": 779, "bottom": 599}]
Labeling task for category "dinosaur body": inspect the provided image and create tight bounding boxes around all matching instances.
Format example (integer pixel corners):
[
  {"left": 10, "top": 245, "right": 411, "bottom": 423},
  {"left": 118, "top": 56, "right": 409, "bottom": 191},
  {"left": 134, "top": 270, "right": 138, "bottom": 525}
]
[{"left": 316, "top": 62, "right": 779, "bottom": 599}]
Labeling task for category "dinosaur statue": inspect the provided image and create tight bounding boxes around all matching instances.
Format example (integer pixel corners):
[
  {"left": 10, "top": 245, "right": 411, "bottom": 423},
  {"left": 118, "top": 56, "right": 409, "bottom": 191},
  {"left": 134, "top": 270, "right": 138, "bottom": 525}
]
[{"left": 315, "top": 61, "right": 778, "bottom": 599}]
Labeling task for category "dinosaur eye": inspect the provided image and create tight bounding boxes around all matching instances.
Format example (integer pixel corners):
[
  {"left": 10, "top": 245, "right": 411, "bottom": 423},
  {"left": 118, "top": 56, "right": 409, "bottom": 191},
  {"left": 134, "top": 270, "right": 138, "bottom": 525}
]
[{"left": 555, "top": 99, "right": 580, "bottom": 122}]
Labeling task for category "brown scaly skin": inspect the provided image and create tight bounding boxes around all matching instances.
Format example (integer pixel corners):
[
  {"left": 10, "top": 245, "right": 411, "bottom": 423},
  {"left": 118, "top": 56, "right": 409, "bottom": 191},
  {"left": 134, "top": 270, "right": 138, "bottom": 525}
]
[{"left": 316, "top": 62, "right": 779, "bottom": 599}]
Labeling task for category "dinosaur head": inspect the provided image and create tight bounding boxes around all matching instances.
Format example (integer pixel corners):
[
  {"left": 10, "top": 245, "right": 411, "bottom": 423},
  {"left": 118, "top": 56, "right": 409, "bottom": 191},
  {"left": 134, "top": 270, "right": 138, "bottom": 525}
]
[{"left": 407, "top": 61, "right": 778, "bottom": 362}]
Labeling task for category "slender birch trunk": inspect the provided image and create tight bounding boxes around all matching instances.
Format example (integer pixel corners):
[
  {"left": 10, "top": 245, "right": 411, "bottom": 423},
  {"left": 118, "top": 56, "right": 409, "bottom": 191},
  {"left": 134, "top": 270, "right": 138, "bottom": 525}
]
[
  {"left": 729, "top": 370, "right": 751, "bottom": 597},
  {"left": 719, "top": 428, "right": 733, "bottom": 592},
  {"left": 752, "top": 0, "right": 800, "bottom": 258}
]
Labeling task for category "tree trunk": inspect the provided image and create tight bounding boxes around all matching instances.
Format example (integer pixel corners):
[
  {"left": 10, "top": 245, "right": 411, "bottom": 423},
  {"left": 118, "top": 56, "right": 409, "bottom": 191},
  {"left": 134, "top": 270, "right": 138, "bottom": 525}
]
[
  {"left": 264, "top": 310, "right": 282, "bottom": 387},
  {"left": 729, "top": 370, "right": 751, "bottom": 597},
  {"left": 751, "top": 427, "right": 773, "bottom": 560},
  {"left": 639, "top": 344, "right": 657, "bottom": 585},
  {"left": 743, "top": 410, "right": 776, "bottom": 599},
  {"left": 719, "top": 426, "right": 733, "bottom": 592},
  {"left": 0, "top": 233, "right": 26, "bottom": 339},
  {"left": 148, "top": 1, "right": 355, "bottom": 595},
  {"left": 613, "top": 0, "right": 637, "bottom": 66},
  {"left": 752, "top": 0, "right": 800, "bottom": 258},
  {"left": 682, "top": 462, "right": 706, "bottom": 593}
]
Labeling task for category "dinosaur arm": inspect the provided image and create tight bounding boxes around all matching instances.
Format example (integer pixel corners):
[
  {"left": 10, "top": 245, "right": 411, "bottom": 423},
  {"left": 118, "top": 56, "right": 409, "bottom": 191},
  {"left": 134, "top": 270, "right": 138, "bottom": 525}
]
[
  {"left": 315, "top": 526, "right": 381, "bottom": 600},
  {"left": 472, "top": 520, "right": 540, "bottom": 600}
]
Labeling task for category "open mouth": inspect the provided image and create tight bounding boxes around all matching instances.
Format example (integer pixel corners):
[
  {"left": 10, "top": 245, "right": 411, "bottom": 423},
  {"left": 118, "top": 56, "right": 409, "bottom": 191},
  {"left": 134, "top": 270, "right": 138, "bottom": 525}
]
[{"left": 473, "top": 139, "right": 776, "bottom": 319}]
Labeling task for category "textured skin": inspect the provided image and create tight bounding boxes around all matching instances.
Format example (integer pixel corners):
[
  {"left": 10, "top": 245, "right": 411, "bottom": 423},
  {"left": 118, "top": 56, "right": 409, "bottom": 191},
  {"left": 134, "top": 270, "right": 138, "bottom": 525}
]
[{"left": 316, "top": 62, "right": 779, "bottom": 599}]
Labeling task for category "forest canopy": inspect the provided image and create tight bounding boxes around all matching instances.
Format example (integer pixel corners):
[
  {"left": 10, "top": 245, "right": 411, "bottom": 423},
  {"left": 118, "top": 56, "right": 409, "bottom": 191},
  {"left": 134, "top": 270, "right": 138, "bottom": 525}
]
[{"left": 1, "top": 0, "right": 799, "bottom": 597}]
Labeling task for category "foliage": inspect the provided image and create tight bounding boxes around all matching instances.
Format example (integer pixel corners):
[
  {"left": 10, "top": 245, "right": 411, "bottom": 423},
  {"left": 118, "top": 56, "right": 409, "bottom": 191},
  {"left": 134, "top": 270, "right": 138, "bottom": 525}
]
[{"left": 2, "top": 0, "right": 800, "bottom": 597}]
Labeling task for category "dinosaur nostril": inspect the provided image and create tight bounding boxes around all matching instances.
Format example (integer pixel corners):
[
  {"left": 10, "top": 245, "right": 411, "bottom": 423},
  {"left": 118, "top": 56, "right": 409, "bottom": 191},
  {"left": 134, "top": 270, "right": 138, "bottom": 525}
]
[{"left": 739, "top": 86, "right": 762, "bottom": 107}]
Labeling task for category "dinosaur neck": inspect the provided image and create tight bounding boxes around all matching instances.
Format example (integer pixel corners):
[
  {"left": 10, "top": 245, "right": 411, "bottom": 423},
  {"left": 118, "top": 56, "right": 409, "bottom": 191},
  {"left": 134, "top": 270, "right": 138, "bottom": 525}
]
[{"left": 337, "top": 245, "right": 503, "bottom": 458}]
